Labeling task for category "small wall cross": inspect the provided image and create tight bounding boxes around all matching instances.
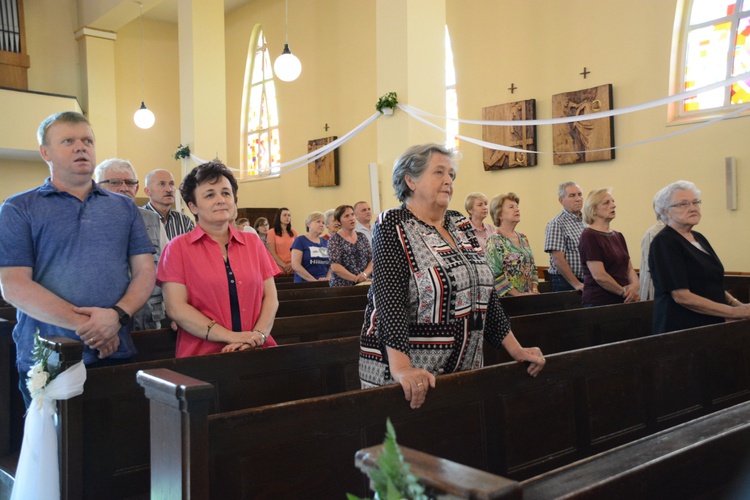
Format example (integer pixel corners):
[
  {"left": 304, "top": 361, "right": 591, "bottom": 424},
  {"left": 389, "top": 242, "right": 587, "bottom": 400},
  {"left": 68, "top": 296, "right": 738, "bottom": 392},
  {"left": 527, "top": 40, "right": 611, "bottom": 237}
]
[
  {"left": 580, "top": 67, "right": 590, "bottom": 79},
  {"left": 508, "top": 83, "right": 517, "bottom": 94},
  {"left": 324, "top": 123, "right": 330, "bottom": 131}
]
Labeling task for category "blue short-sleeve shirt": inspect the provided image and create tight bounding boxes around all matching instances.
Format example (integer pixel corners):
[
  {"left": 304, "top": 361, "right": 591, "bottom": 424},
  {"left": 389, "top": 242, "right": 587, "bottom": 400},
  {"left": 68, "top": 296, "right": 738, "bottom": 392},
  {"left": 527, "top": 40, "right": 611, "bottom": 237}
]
[{"left": 0, "top": 179, "right": 155, "bottom": 372}]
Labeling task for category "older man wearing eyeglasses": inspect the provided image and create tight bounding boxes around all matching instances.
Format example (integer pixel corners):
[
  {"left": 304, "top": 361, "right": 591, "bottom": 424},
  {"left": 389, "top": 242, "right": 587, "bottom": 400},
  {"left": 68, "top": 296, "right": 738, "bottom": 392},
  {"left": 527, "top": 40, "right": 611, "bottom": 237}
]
[{"left": 95, "top": 158, "right": 169, "bottom": 331}]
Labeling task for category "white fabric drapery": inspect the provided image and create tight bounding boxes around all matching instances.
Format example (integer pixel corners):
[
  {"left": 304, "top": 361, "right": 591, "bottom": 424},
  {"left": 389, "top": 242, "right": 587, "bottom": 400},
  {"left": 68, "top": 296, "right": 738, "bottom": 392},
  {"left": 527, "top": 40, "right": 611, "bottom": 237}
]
[{"left": 11, "top": 361, "right": 87, "bottom": 500}]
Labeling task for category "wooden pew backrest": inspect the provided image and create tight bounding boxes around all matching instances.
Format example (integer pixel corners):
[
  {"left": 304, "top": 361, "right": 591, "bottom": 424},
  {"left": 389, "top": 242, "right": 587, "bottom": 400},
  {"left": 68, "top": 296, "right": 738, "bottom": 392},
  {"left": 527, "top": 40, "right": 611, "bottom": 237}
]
[{"left": 139, "top": 319, "right": 750, "bottom": 497}]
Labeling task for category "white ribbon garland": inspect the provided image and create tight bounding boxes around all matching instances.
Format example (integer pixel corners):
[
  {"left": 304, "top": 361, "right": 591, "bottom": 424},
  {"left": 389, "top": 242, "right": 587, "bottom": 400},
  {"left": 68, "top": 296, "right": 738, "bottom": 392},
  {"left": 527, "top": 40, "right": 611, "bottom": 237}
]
[
  {"left": 399, "top": 101, "right": 750, "bottom": 155},
  {"left": 11, "top": 361, "right": 87, "bottom": 500},
  {"left": 181, "top": 72, "right": 749, "bottom": 176},
  {"left": 187, "top": 112, "right": 382, "bottom": 182},
  {"left": 402, "top": 71, "right": 750, "bottom": 126}
]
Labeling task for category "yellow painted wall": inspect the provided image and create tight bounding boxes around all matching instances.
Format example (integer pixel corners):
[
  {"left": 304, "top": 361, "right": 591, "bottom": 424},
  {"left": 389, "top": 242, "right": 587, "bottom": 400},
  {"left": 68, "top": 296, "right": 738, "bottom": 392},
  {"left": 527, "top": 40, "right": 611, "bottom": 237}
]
[
  {"left": 23, "top": 0, "right": 81, "bottom": 98},
  {"left": 225, "top": 0, "right": 377, "bottom": 226},
  {"left": 444, "top": 0, "right": 750, "bottom": 271},
  {"left": 3, "top": 0, "right": 749, "bottom": 271},
  {"left": 113, "top": 18, "right": 182, "bottom": 184}
]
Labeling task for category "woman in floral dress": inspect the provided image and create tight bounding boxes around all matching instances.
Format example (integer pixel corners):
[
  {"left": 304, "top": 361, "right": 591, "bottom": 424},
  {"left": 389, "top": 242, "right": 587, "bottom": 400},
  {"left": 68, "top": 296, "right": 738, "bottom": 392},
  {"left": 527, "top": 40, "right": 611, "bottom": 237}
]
[{"left": 485, "top": 192, "right": 539, "bottom": 296}]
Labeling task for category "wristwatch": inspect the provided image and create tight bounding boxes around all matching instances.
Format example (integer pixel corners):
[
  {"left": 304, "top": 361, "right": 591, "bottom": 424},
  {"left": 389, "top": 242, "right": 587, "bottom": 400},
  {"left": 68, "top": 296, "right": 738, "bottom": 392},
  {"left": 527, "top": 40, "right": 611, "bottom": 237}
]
[{"left": 111, "top": 305, "right": 131, "bottom": 326}]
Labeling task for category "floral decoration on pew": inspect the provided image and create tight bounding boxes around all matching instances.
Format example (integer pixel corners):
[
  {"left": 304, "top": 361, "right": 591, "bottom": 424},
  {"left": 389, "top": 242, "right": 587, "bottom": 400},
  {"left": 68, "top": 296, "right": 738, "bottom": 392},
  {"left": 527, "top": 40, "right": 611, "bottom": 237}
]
[
  {"left": 174, "top": 143, "right": 191, "bottom": 160},
  {"left": 26, "top": 331, "right": 60, "bottom": 404},
  {"left": 11, "top": 331, "right": 87, "bottom": 500},
  {"left": 348, "top": 419, "right": 428, "bottom": 500}
]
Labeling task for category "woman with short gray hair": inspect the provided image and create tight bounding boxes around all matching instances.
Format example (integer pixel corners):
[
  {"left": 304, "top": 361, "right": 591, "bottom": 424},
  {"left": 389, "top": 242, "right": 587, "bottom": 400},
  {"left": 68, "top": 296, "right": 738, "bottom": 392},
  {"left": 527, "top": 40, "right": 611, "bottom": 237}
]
[
  {"left": 649, "top": 180, "right": 750, "bottom": 333},
  {"left": 359, "top": 143, "right": 545, "bottom": 410}
]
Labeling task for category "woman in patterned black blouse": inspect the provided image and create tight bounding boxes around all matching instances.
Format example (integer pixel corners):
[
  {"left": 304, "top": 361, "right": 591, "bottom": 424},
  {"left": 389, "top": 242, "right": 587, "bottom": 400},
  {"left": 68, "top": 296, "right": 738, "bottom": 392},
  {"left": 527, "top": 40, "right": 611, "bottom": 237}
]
[{"left": 359, "top": 144, "right": 545, "bottom": 409}]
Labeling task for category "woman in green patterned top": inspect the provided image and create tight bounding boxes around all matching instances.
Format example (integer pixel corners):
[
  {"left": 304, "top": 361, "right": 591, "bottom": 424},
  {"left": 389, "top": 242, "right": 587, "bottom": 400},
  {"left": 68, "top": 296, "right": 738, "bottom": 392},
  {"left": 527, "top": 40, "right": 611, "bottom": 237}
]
[{"left": 485, "top": 192, "right": 539, "bottom": 296}]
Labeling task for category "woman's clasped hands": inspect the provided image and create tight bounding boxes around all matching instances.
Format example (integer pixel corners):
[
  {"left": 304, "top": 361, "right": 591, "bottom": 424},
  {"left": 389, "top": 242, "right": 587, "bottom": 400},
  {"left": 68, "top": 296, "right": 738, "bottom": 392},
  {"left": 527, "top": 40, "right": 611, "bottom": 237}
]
[{"left": 221, "top": 329, "right": 268, "bottom": 353}]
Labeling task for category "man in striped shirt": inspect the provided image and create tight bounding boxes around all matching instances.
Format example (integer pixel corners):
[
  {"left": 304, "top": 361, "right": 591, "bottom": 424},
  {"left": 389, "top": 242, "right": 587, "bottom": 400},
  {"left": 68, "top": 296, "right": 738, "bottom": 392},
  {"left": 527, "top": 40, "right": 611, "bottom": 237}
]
[{"left": 143, "top": 169, "right": 195, "bottom": 240}]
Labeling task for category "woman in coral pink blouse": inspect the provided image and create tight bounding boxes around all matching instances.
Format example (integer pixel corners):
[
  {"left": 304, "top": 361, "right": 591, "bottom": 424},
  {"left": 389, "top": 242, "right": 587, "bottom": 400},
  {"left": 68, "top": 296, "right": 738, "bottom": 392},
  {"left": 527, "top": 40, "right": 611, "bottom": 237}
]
[{"left": 158, "top": 162, "right": 279, "bottom": 357}]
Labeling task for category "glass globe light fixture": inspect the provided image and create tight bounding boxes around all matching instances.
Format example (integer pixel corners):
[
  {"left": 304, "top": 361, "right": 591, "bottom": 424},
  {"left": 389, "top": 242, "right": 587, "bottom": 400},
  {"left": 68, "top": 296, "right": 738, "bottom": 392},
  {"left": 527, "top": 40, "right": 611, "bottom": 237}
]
[
  {"left": 274, "top": 44, "right": 301, "bottom": 82},
  {"left": 134, "top": 102, "right": 155, "bottom": 129}
]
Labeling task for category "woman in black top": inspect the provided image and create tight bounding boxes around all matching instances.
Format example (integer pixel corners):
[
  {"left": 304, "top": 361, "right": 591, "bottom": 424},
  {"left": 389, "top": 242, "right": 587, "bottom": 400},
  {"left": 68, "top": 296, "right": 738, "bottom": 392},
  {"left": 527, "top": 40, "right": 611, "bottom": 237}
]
[{"left": 649, "top": 180, "right": 750, "bottom": 334}]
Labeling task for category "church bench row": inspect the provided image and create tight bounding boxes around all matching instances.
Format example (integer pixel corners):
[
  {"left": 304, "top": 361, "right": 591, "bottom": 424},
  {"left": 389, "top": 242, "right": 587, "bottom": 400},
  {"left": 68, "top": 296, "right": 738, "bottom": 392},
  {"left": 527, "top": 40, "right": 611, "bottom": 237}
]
[
  {"left": 520, "top": 398, "right": 750, "bottom": 499},
  {"left": 2, "top": 300, "right": 652, "bottom": 498},
  {"left": 276, "top": 293, "right": 369, "bottom": 317},
  {"left": 0, "top": 290, "right": 642, "bottom": 467},
  {"left": 0, "top": 297, "right": 650, "bottom": 471},
  {"left": 0, "top": 308, "right": 367, "bottom": 463},
  {"left": 277, "top": 288, "right": 586, "bottom": 319},
  {"left": 137, "top": 319, "right": 750, "bottom": 498},
  {"left": 358, "top": 399, "right": 750, "bottom": 500},
  {"left": 276, "top": 283, "right": 370, "bottom": 301}
]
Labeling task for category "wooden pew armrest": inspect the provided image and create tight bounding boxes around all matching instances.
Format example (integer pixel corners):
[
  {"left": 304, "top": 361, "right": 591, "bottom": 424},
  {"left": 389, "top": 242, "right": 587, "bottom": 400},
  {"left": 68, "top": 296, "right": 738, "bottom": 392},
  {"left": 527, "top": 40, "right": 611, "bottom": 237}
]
[{"left": 355, "top": 444, "right": 521, "bottom": 499}]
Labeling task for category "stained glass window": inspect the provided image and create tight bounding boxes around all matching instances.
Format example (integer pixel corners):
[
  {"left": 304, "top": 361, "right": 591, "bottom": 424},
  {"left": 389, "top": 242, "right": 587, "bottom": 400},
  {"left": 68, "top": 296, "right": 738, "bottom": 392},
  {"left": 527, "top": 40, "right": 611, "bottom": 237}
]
[
  {"left": 241, "top": 25, "right": 280, "bottom": 177},
  {"left": 445, "top": 26, "right": 459, "bottom": 150},
  {"left": 682, "top": 0, "right": 750, "bottom": 113}
]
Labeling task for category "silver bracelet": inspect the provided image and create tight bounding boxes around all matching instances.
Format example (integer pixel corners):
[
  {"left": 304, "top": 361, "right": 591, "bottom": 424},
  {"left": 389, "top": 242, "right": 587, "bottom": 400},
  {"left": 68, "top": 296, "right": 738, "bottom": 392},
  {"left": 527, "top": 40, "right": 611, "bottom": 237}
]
[{"left": 253, "top": 329, "right": 268, "bottom": 343}]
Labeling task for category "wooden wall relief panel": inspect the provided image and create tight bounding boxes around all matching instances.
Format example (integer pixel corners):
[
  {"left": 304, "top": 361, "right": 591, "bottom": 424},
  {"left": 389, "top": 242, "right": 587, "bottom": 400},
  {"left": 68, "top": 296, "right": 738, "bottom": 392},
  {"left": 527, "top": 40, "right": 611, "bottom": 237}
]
[
  {"left": 552, "top": 84, "right": 615, "bottom": 165},
  {"left": 307, "top": 136, "right": 339, "bottom": 187},
  {"left": 482, "top": 99, "right": 537, "bottom": 170}
]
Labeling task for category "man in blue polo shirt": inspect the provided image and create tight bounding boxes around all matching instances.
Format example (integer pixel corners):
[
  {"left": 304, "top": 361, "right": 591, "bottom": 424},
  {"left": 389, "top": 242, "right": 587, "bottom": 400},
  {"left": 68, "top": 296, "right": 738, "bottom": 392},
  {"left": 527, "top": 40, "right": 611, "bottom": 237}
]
[{"left": 0, "top": 111, "right": 155, "bottom": 406}]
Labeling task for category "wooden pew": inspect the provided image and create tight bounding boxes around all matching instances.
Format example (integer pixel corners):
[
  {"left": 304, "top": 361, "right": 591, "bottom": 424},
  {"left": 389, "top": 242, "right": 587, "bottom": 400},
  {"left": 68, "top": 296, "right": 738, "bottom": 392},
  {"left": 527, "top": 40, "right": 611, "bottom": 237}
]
[
  {"left": 0, "top": 299, "right": 652, "bottom": 475},
  {"left": 356, "top": 400, "right": 750, "bottom": 500},
  {"left": 521, "top": 399, "right": 750, "bottom": 499},
  {"left": 724, "top": 274, "right": 750, "bottom": 303},
  {"left": 38, "top": 337, "right": 361, "bottom": 499},
  {"left": 276, "top": 284, "right": 369, "bottom": 301},
  {"left": 138, "top": 319, "right": 750, "bottom": 498},
  {"left": 355, "top": 444, "right": 521, "bottom": 500},
  {"left": 497, "top": 290, "right": 580, "bottom": 317},
  {"left": 0, "top": 307, "right": 15, "bottom": 322},
  {"left": 0, "top": 300, "right": 654, "bottom": 499},
  {"left": 275, "top": 280, "right": 329, "bottom": 290},
  {"left": 485, "top": 300, "right": 653, "bottom": 365},
  {"left": 276, "top": 294, "right": 369, "bottom": 317}
]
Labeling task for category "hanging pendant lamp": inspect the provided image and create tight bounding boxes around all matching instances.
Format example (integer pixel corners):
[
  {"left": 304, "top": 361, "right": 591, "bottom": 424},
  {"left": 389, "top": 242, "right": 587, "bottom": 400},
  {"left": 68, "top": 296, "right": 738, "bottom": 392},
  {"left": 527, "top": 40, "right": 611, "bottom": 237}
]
[
  {"left": 274, "top": 0, "right": 301, "bottom": 82},
  {"left": 133, "top": 2, "right": 155, "bottom": 129}
]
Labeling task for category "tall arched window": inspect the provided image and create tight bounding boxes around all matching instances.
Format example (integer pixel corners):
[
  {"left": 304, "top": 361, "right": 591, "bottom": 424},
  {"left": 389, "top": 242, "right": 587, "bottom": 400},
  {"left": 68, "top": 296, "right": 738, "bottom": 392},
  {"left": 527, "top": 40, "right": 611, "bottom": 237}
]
[
  {"left": 670, "top": 0, "right": 750, "bottom": 122},
  {"left": 445, "top": 25, "right": 459, "bottom": 149},
  {"left": 240, "top": 24, "right": 281, "bottom": 178}
]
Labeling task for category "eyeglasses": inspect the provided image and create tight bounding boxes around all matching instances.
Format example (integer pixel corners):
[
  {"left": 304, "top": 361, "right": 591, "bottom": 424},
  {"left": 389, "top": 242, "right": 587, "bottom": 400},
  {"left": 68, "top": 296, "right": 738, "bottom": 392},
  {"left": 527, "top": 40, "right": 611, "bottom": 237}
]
[
  {"left": 669, "top": 200, "right": 701, "bottom": 209},
  {"left": 100, "top": 179, "right": 139, "bottom": 187}
]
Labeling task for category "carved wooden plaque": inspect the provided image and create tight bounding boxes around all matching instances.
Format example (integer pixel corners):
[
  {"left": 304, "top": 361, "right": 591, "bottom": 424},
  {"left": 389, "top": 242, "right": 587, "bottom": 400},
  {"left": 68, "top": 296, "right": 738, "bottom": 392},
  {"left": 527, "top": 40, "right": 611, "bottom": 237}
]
[
  {"left": 307, "top": 136, "right": 339, "bottom": 187},
  {"left": 482, "top": 99, "right": 537, "bottom": 170},
  {"left": 552, "top": 84, "right": 615, "bottom": 165}
]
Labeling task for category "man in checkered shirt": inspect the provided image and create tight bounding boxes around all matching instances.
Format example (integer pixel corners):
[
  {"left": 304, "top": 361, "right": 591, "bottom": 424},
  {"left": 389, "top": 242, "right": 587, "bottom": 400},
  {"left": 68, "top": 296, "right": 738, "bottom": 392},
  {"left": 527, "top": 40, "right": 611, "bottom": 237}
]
[{"left": 544, "top": 182, "right": 586, "bottom": 292}]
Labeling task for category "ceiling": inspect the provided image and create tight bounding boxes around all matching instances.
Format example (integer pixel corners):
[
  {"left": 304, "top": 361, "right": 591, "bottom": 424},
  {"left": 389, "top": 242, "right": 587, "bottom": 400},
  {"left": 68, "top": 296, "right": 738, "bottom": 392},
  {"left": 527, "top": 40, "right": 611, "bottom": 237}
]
[{"left": 143, "top": 0, "right": 252, "bottom": 23}]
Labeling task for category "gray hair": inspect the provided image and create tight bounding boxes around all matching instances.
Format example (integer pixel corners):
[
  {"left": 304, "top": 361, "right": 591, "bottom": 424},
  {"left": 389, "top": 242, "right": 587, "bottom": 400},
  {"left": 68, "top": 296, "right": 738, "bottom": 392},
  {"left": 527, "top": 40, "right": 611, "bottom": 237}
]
[
  {"left": 37, "top": 111, "right": 91, "bottom": 146},
  {"left": 392, "top": 143, "right": 458, "bottom": 203},
  {"left": 653, "top": 180, "right": 701, "bottom": 223},
  {"left": 324, "top": 209, "right": 335, "bottom": 223},
  {"left": 558, "top": 181, "right": 579, "bottom": 198},
  {"left": 145, "top": 169, "right": 173, "bottom": 187},
  {"left": 94, "top": 158, "right": 137, "bottom": 183}
]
